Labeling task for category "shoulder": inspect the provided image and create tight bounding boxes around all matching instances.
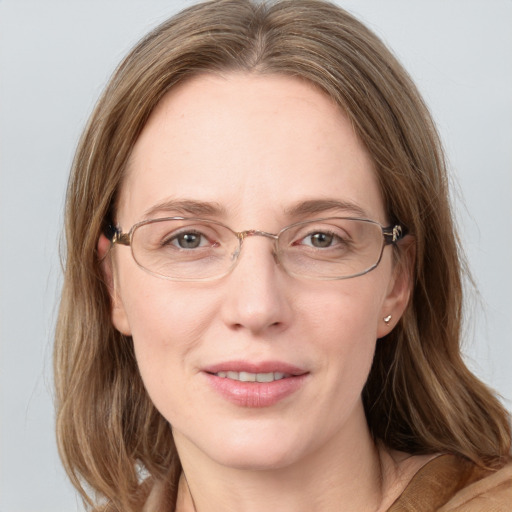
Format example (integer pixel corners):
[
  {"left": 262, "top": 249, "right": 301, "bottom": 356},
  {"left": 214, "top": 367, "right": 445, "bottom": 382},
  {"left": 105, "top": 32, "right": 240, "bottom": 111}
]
[
  {"left": 388, "top": 454, "right": 512, "bottom": 512},
  {"left": 439, "top": 457, "right": 512, "bottom": 512}
]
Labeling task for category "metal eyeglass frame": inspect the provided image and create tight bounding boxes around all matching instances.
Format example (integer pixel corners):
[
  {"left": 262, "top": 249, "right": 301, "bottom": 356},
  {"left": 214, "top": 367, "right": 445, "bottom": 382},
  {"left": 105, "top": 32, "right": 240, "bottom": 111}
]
[{"left": 104, "top": 216, "right": 406, "bottom": 281}]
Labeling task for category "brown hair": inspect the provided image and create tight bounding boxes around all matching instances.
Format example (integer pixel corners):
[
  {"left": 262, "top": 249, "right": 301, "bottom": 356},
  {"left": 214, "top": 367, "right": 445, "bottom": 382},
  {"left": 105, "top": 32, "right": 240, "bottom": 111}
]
[{"left": 54, "top": 0, "right": 511, "bottom": 510}]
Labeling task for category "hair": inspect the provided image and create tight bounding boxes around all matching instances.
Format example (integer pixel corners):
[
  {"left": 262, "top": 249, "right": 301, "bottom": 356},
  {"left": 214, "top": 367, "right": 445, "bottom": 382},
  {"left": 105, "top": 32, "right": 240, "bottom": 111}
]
[{"left": 54, "top": 0, "right": 511, "bottom": 510}]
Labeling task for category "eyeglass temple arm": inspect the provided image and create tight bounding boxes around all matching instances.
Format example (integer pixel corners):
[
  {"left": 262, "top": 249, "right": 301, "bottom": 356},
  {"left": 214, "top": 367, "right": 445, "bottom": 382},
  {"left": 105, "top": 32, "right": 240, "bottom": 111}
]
[
  {"left": 104, "top": 224, "right": 131, "bottom": 246},
  {"left": 383, "top": 225, "right": 407, "bottom": 245}
]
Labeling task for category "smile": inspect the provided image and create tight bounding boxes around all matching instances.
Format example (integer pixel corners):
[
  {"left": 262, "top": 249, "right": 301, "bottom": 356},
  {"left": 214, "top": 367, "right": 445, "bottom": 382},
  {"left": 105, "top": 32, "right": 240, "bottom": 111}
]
[
  {"left": 214, "top": 371, "right": 288, "bottom": 382},
  {"left": 204, "top": 362, "right": 309, "bottom": 407}
]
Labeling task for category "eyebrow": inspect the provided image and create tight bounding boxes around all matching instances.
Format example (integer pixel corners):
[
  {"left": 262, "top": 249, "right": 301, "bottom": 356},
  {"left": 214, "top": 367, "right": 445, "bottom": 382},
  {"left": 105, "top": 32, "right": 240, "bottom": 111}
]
[
  {"left": 142, "top": 197, "right": 369, "bottom": 222},
  {"left": 284, "top": 199, "right": 369, "bottom": 218},
  {"left": 142, "top": 199, "right": 226, "bottom": 219}
]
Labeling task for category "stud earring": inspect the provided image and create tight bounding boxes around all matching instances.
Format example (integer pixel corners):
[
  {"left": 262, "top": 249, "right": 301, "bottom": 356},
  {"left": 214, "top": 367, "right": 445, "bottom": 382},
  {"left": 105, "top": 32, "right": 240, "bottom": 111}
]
[{"left": 383, "top": 315, "right": 392, "bottom": 325}]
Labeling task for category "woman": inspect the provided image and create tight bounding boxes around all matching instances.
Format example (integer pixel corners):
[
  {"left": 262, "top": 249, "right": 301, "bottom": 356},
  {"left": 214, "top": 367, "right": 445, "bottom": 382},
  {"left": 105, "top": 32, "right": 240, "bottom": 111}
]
[{"left": 54, "top": 0, "right": 512, "bottom": 510}]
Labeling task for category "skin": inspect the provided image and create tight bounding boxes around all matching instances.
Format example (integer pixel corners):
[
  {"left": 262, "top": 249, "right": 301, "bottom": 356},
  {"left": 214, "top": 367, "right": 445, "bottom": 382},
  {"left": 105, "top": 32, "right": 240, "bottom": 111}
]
[{"left": 100, "top": 73, "right": 427, "bottom": 511}]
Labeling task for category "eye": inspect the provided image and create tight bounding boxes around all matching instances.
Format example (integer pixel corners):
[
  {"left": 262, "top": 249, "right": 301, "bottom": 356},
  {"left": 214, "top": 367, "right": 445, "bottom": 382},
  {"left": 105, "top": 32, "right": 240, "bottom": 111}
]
[
  {"left": 299, "top": 230, "right": 342, "bottom": 249},
  {"left": 305, "top": 232, "right": 335, "bottom": 248},
  {"left": 165, "top": 231, "right": 211, "bottom": 249}
]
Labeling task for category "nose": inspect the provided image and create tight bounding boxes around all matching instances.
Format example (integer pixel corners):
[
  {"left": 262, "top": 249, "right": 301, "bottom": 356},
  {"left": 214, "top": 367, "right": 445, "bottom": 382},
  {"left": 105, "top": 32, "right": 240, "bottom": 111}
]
[{"left": 220, "top": 235, "right": 293, "bottom": 336}]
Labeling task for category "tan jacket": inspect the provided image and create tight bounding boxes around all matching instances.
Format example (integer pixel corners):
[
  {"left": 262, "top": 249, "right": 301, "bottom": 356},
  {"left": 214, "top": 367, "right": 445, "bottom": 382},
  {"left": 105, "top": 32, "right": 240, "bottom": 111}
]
[
  {"left": 388, "top": 455, "right": 512, "bottom": 511},
  {"left": 144, "top": 454, "right": 512, "bottom": 511}
]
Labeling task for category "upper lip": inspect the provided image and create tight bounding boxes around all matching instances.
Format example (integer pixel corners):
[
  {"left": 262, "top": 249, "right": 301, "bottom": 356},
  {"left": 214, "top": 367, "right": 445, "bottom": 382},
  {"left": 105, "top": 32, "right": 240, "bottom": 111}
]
[{"left": 202, "top": 360, "right": 308, "bottom": 376}]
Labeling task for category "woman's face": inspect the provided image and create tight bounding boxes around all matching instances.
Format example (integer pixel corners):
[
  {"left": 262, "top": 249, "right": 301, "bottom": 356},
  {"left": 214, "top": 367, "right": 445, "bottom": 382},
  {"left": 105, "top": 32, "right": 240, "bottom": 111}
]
[{"left": 107, "top": 73, "right": 410, "bottom": 470}]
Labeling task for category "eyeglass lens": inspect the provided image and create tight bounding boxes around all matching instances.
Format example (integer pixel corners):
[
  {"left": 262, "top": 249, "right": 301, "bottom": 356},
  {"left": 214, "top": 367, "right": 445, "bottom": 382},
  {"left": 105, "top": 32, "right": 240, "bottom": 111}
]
[{"left": 128, "top": 218, "right": 387, "bottom": 281}]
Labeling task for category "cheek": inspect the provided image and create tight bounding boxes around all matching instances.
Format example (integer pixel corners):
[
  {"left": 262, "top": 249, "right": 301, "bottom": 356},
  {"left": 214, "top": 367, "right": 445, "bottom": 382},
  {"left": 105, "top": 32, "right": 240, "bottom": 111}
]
[
  {"left": 117, "top": 276, "right": 220, "bottom": 386},
  {"left": 124, "top": 285, "right": 224, "bottom": 427},
  {"left": 122, "top": 272, "right": 218, "bottom": 338},
  {"left": 301, "top": 277, "right": 388, "bottom": 389},
  {"left": 303, "top": 274, "right": 387, "bottom": 345}
]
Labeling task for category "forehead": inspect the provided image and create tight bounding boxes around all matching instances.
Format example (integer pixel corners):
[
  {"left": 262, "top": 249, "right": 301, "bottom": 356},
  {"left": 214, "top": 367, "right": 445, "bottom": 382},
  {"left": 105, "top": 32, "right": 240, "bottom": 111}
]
[{"left": 118, "top": 73, "right": 385, "bottom": 227}]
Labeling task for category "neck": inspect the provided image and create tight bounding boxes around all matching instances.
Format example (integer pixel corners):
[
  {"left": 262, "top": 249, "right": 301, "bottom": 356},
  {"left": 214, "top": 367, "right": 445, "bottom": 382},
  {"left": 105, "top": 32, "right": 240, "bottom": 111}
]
[{"left": 174, "top": 414, "right": 388, "bottom": 512}]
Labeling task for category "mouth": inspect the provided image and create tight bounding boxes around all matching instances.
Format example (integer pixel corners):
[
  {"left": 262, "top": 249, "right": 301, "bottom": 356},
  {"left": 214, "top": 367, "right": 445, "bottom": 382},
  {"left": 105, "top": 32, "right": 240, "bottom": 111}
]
[
  {"left": 203, "top": 361, "right": 308, "bottom": 408},
  {"left": 212, "top": 371, "right": 289, "bottom": 382}
]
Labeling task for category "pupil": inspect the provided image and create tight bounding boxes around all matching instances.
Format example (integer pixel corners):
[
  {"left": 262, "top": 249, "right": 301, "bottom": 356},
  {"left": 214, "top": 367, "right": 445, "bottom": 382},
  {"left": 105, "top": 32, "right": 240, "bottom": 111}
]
[
  {"left": 179, "top": 233, "right": 200, "bottom": 248},
  {"left": 312, "top": 232, "right": 332, "bottom": 248}
]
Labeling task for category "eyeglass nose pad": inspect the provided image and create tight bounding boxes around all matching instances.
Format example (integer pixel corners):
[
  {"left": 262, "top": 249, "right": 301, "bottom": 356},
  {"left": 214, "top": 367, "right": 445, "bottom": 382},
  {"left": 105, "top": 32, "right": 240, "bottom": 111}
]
[
  {"left": 230, "top": 247, "right": 241, "bottom": 261},
  {"left": 272, "top": 247, "right": 280, "bottom": 265}
]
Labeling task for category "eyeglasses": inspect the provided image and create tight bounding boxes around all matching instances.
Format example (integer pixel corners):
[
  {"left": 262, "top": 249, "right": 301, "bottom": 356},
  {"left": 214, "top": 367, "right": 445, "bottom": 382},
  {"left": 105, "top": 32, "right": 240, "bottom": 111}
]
[{"left": 105, "top": 216, "right": 405, "bottom": 281}]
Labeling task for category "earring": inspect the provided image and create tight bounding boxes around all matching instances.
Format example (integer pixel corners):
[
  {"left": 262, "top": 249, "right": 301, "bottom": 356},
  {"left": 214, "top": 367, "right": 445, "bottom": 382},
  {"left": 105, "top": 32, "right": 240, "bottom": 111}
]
[{"left": 383, "top": 315, "right": 392, "bottom": 325}]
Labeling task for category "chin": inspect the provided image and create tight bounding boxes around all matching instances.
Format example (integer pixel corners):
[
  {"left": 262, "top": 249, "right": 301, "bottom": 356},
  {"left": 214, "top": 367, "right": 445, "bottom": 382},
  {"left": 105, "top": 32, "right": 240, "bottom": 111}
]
[
  {"left": 199, "top": 423, "right": 312, "bottom": 471},
  {"left": 215, "top": 446, "right": 301, "bottom": 471}
]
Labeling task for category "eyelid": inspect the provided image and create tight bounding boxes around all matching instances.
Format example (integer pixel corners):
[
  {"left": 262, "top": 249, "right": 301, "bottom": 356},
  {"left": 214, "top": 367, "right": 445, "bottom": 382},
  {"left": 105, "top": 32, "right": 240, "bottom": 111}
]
[
  {"left": 163, "top": 224, "right": 215, "bottom": 239},
  {"left": 287, "top": 219, "right": 352, "bottom": 234}
]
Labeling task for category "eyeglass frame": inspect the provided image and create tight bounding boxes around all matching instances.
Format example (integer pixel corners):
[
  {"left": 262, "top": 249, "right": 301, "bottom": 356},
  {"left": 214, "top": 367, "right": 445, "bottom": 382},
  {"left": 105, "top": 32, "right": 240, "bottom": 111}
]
[{"left": 104, "top": 216, "right": 406, "bottom": 281}]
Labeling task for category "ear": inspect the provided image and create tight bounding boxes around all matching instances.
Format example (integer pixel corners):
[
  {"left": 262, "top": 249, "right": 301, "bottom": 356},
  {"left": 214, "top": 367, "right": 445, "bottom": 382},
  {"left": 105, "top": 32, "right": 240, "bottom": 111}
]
[
  {"left": 97, "top": 233, "right": 132, "bottom": 336},
  {"left": 377, "top": 237, "right": 415, "bottom": 339}
]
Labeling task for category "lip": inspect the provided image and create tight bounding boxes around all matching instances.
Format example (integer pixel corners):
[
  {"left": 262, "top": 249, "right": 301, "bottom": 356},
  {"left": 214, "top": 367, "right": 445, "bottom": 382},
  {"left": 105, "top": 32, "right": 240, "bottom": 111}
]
[
  {"left": 203, "top": 360, "right": 307, "bottom": 375},
  {"left": 202, "top": 360, "right": 309, "bottom": 408}
]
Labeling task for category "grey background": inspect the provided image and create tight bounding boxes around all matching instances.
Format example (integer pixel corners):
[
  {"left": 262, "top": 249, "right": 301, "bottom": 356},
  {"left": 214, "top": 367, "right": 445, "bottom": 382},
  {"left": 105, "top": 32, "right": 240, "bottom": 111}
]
[{"left": 1, "top": 1, "right": 511, "bottom": 510}]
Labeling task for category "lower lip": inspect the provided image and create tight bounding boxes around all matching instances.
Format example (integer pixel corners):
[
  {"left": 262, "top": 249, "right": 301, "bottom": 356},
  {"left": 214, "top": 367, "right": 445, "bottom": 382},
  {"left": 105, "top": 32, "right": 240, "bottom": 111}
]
[{"left": 204, "top": 373, "right": 308, "bottom": 408}]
